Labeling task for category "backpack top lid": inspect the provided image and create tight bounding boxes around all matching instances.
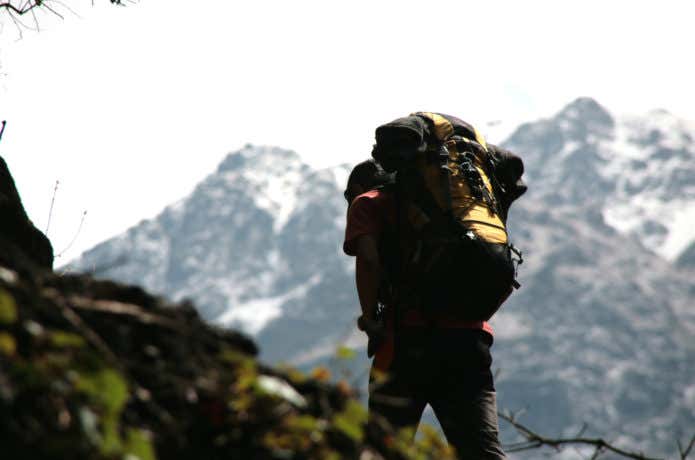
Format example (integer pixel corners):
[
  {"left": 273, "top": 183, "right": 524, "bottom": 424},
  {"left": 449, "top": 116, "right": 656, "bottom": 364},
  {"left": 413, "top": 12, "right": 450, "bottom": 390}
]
[
  {"left": 372, "top": 112, "right": 491, "bottom": 172},
  {"left": 372, "top": 116, "right": 429, "bottom": 172},
  {"left": 413, "top": 112, "right": 488, "bottom": 149}
]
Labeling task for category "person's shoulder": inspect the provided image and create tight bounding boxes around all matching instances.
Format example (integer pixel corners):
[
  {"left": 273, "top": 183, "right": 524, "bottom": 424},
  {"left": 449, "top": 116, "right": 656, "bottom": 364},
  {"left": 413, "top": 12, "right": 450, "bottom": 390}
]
[
  {"left": 354, "top": 189, "right": 380, "bottom": 201},
  {"left": 351, "top": 188, "right": 394, "bottom": 207},
  {"left": 344, "top": 188, "right": 393, "bottom": 256}
]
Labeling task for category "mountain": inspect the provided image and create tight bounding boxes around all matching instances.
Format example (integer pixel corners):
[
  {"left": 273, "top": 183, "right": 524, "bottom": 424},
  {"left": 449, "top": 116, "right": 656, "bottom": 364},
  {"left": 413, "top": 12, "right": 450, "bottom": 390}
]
[
  {"left": 67, "top": 100, "right": 695, "bottom": 457},
  {"left": 67, "top": 145, "right": 358, "bottom": 363}
]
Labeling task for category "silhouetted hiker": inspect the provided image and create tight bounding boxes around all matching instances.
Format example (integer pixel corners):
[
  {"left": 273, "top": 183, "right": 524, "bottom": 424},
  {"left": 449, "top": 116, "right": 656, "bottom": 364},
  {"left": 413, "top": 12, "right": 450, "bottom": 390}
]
[{"left": 343, "top": 113, "right": 526, "bottom": 459}]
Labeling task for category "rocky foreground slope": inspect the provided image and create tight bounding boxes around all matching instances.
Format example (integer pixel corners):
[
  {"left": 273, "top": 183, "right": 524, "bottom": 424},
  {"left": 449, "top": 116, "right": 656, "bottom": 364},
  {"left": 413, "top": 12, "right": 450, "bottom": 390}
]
[{"left": 0, "top": 157, "right": 455, "bottom": 460}]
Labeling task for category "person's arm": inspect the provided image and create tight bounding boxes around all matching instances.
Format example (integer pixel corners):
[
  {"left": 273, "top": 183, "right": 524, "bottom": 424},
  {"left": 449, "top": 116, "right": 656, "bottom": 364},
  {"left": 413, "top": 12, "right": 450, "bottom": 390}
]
[{"left": 355, "top": 234, "right": 382, "bottom": 330}]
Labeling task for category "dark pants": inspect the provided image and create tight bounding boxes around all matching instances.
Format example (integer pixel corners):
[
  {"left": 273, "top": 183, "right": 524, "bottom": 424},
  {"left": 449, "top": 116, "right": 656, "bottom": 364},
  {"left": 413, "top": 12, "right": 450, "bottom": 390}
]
[{"left": 368, "top": 328, "right": 506, "bottom": 460}]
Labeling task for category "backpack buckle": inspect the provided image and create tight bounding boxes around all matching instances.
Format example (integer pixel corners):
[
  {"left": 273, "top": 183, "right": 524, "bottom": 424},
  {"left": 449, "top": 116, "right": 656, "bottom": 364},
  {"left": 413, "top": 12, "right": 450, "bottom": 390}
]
[{"left": 509, "top": 244, "right": 524, "bottom": 288}]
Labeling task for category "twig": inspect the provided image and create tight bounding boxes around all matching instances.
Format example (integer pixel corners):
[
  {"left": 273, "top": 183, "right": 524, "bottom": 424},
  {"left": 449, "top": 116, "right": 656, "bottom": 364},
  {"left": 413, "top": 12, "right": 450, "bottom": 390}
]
[
  {"left": 499, "top": 411, "right": 664, "bottom": 460},
  {"left": 44, "top": 179, "right": 59, "bottom": 236},
  {"left": 67, "top": 294, "right": 179, "bottom": 329},
  {"left": 590, "top": 445, "right": 605, "bottom": 460},
  {"left": 679, "top": 433, "right": 695, "bottom": 459},
  {"left": 56, "top": 210, "right": 87, "bottom": 258},
  {"left": 44, "top": 0, "right": 79, "bottom": 19},
  {"left": 39, "top": 0, "right": 62, "bottom": 20},
  {"left": 42, "top": 287, "right": 178, "bottom": 329},
  {"left": 29, "top": 0, "right": 38, "bottom": 30},
  {"left": 8, "top": 7, "right": 25, "bottom": 39},
  {"left": 88, "top": 254, "right": 129, "bottom": 276},
  {"left": 0, "top": 120, "right": 6, "bottom": 142},
  {"left": 56, "top": 292, "right": 121, "bottom": 365},
  {"left": 575, "top": 422, "right": 588, "bottom": 438}
]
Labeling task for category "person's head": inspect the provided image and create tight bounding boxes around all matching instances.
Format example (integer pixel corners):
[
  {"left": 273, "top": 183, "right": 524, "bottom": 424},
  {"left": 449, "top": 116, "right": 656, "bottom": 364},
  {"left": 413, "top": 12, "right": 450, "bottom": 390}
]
[{"left": 344, "top": 159, "right": 389, "bottom": 205}]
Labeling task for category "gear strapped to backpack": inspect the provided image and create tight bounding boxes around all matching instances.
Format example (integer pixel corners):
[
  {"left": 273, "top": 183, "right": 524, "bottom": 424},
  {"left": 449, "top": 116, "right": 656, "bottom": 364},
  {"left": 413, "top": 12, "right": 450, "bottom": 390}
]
[{"left": 372, "top": 112, "right": 527, "bottom": 321}]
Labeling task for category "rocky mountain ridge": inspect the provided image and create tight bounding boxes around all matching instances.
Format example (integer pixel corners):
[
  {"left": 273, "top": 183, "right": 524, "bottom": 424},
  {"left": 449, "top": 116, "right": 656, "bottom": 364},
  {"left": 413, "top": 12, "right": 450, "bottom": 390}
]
[{"left": 512, "top": 97, "right": 695, "bottom": 260}]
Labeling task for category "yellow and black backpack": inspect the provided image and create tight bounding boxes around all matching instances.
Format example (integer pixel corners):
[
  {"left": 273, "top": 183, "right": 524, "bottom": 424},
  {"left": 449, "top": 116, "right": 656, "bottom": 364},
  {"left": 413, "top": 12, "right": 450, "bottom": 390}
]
[{"left": 372, "top": 112, "right": 526, "bottom": 321}]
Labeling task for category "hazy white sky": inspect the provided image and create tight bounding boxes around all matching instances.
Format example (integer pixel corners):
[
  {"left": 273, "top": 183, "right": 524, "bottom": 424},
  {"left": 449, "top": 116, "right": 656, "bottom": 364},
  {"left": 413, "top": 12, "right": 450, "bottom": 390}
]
[{"left": 1, "top": 0, "right": 694, "bottom": 263}]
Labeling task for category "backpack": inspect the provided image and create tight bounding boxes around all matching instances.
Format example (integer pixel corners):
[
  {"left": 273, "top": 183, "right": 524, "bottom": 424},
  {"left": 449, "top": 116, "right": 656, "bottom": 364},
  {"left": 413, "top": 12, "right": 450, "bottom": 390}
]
[{"left": 372, "top": 112, "right": 526, "bottom": 321}]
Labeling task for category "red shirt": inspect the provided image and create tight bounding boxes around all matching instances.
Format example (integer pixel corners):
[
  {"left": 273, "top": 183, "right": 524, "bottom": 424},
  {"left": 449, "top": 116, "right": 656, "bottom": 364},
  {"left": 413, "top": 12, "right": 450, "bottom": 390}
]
[{"left": 343, "top": 189, "right": 494, "bottom": 336}]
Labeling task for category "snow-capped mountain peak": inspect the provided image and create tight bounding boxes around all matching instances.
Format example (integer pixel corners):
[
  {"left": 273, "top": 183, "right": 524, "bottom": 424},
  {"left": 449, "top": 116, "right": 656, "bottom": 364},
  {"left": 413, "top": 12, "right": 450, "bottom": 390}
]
[
  {"left": 506, "top": 97, "right": 695, "bottom": 260},
  {"left": 601, "top": 111, "right": 695, "bottom": 260},
  {"left": 554, "top": 96, "right": 615, "bottom": 138},
  {"left": 215, "top": 145, "right": 309, "bottom": 232}
]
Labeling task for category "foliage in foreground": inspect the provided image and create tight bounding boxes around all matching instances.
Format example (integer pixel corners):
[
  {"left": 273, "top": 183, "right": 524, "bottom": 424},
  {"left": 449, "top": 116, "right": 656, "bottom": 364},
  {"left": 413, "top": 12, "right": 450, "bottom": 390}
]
[{"left": 0, "top": 253, "right": 455, "bottom": 460}]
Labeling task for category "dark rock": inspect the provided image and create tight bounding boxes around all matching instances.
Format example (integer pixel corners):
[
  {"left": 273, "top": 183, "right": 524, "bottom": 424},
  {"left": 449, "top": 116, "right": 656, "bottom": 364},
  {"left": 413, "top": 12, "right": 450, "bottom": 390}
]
[{"left": 0, "top": 156, "right": 54, "bottom": 269}]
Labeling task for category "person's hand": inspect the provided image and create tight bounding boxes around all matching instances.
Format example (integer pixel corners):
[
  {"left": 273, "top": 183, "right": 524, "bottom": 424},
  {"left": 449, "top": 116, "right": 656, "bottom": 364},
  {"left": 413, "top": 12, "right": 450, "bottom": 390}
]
[{"left": 357, "top": 315, "right": 385, "bottom": 358}]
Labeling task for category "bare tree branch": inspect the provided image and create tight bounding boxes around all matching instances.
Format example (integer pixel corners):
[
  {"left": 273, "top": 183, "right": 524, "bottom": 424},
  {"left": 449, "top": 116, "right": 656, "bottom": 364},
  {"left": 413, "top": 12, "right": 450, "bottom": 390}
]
[
  {"left": 0, "top": 0, "right": 123, "bottom": 25},
  {"left": 499, "top": 410, "right": 668, "bottom": 460},
  {"left": 8, "top": 7, "right": 26, "bottom": 38},
  {"left": 29, "top": 0, "right": 39, "bottom": 30},
  {"left": 679, "top": 433, "right": 695, "bottom": 460},
  {"left": 0, "top": 0, "right": 44, "bottom": 17},
  {"left": 39, "top": 0, "right": 63, "bottom": 19},
  {"left": 45, "top": 0, "right": 80, "bottom": 18}
]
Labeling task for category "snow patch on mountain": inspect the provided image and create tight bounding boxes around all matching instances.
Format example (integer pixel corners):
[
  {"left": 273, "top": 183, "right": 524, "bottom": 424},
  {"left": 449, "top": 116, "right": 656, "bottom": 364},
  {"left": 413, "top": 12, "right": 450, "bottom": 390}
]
[
  {"left": 597, "top": 111, "right": 695, "bottom": 260},
  {"left": 216, "top": 296, "right": 285, "bottom": 334},
  {"left": 604, "top": 198, "right": 695, "bottom": 259},
  {"left": 627, "top": 109, "right": 695, "bottom": 151},
  {"left": 215, "top": 274, "right": 322, "bottom": 334}
]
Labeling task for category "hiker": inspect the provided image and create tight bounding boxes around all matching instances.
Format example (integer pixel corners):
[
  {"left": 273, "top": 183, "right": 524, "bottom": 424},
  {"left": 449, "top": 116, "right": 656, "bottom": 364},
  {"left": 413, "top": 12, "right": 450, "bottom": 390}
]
[{"left": 343, "top": 112, "right": 526, "bottom": 459}]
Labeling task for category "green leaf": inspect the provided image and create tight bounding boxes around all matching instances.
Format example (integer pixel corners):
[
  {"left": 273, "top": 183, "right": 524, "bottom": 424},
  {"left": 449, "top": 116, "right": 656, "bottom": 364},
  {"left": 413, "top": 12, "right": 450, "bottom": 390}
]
[
  {"left": 123, "top": 428, "right": 156, "bottom": 460},
  {"left": 49, "top": 331, "right": 86, "bottom": 348},
  {"left": 219, "top": 348, "right": 252, "bottom": 365},
  {"left": 0, "top": 332, "right": 16, "bottom": 356},
  {"left": 335, "top": 346, "right": 357, "bottom": 360},
  {"left": 287, "top": 414, "right": 319, "bottom": 433},
  {"left": 0, "top": 288, "right": 18, "bottom": 325},
  {"left": 75, "top": 367, "right": 131, "bottom": 455},
  {"left": 101, "top": 415, "right": 122, "bottom": 455},
  {"left": 331, "top": 400, "right": 367, "bottom": 443},
  {"left": 75, "top": 367, "right": 129, "bottom": 415}
]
